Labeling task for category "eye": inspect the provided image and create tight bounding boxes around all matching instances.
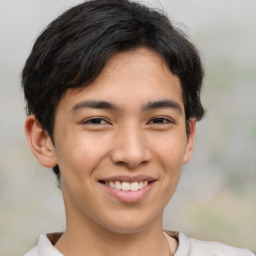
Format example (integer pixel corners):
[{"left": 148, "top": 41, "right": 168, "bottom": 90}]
[
  {"left": 82, "top": 117, "right": 109, "bottom": 125},
  {"left": 148, "top": 117, "right": 173, "bottom": 125}
]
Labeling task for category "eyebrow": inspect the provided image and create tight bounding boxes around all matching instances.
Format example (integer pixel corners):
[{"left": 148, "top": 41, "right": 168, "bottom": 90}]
[
  {"left": 71, "top": 99, "right": 183, "bottom": 114},
  {"left": 72, "top": 100, "right": 121, "bottom": 113},
  {"left": 141, "top": 99, "right": 183, "bottom": 114}
]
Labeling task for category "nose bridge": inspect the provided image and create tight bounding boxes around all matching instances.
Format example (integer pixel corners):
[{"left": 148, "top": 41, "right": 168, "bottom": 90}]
[{"left": 110, "top": 123, "right": 151, "bottom": 168}]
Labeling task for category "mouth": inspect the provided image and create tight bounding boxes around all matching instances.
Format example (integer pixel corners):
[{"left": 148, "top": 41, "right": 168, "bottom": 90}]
[
  {"left": 98, "top": 175, "right": 157, "bottom": 202},
  {"left": 99, "top": 180, "right": 150, "bottom": 192}
]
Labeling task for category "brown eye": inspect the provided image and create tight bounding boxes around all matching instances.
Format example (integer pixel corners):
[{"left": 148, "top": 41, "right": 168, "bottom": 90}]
[
  {"left": 83, "top": 117, "right": 108, "bottom": 125},
  {"left": 148, "top": 117, "right": 172, "bottom": 124}
]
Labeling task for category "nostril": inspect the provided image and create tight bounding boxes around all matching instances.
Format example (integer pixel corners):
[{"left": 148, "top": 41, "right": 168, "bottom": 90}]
[{"left": 109, "top": 142, "right": 151, "bottom": 169}]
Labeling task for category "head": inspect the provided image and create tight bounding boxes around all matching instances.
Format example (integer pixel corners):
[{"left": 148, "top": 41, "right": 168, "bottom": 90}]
[{"left": 22, "top": 0, "right": 204, "bottom": 183}]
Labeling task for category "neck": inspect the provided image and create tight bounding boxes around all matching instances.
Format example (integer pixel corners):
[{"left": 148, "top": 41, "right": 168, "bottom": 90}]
[{"left": 55, "top": 214, "right": 174, "bottom": 256}]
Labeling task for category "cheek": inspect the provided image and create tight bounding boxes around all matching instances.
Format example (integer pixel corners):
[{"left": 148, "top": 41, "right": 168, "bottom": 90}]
[
  {"left": 54, "top": 131, "right": 112, "bottom": 179},
  {"left": 55, "top": 135, "right": 109, "bottom": 209},
  {"left": 150, "top": 132, "right": 188, "bottom": 170}
]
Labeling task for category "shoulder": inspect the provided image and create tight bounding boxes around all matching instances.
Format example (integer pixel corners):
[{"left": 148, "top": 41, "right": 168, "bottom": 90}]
[
  {"left": 22, "top": 246, "right": 39, "bottom": 256},
  {"left": 165, "top": 230, "right": 255, "bottom": 256},
  {"left": 187, "top": 234, "right": 254, "bottom": 256},
  {"left": 22, "top": 233, "right": 63, "bottom": 256}
]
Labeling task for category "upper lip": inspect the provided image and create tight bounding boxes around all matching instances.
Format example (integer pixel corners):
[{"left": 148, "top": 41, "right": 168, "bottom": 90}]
[{"left": 99, "top": 175, "right": 157, "bottom": 183}]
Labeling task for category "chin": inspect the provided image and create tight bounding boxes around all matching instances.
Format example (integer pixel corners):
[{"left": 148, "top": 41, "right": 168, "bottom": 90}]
[
  {"left": 99, "top": 212, "right": 160, "bottom": 234},
  {"left": 104, "top": 222, "right": 149, "bottom": 234}
]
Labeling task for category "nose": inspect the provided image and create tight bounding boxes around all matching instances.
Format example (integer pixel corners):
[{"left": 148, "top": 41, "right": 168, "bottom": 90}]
[{"left": 109, "top": 125, "right": 151, "bottom": 169}]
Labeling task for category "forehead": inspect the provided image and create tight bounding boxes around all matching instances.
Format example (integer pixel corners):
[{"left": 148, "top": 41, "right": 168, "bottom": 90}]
[{"left": 58, "top": 47, "right": 184, "bottom": 113}]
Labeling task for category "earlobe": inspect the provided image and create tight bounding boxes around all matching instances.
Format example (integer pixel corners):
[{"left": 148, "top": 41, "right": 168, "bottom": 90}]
[
  {"left": 25, "top": 115, "right": 57, "bottom": 168},
  {"left": 183, "top": 119, "right": 196, "bottom": 164}
]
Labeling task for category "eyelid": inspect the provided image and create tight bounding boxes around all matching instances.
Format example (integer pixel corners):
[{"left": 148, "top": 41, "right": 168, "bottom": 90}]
[
  {"left": 147, "top": 116, "right": 174, "bottom": 125},
  {"left": 81, "top": 116, "right": 110, "bottom": 125}
]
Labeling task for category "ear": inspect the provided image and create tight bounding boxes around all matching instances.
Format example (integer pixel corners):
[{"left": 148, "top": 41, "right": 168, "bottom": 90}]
[
  {"left": 183, "top": 119, "right": 196, "bottom": 164},
  {"left": 25, "top": 115, "right": 57, "bottom": 168}
]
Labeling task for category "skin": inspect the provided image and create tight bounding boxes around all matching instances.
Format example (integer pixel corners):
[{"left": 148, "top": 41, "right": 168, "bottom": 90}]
[{"left": 25, "top": 47, "right": 195, "bottom": 256}]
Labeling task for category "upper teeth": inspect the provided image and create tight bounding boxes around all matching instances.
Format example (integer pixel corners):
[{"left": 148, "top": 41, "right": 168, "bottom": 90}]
[{"left": 105, "top": 181, "right": 148, "bottom": 191}]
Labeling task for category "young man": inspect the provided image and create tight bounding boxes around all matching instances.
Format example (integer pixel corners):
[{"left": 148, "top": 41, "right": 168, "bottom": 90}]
[{"left": 22, "top": 0, "right": 254, "bottom": 255}]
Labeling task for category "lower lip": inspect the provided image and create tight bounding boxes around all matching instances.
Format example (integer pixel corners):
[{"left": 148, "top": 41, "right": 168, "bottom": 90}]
[{"left": 101, "top": 182, "right": 155, "bottom": 203}]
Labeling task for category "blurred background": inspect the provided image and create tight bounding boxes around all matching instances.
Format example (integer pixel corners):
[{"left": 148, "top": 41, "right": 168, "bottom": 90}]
[{"left": 0, "top": 0, "right": 255, "bottom": 254}]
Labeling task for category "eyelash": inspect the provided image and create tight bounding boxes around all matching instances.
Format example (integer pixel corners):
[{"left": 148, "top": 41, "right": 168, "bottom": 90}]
[
  {"left": 81, "top": 116, "right": 173, "bottom": 126},
  {"left": 82, "top": 117, "right": 109, "bottom": 125},
  {"left": 147, "top": 117, "right": 173, "bottom": 125}
]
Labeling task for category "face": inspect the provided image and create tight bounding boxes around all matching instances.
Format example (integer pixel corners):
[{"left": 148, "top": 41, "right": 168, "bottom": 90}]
[{"left": 51, "top": 48, "right": 195, "bottom": 233}]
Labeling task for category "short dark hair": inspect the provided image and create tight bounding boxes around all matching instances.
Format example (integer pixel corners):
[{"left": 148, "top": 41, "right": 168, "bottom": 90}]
[{"left": 22, "top": 0, "right": 205, "bottom": 180}]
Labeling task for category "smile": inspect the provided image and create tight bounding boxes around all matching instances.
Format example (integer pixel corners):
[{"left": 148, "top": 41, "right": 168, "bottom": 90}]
[
  {"left": 103, "top": 180, "right": 148, "bottom": 192},
  {"left": 98, "top": 175, "right": 156, "bottom": 202}
]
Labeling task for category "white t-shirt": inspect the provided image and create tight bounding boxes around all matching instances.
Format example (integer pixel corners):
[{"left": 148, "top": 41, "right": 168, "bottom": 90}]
[{"left": 23, "top": 231, "right": 255, "bottom": 256}]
